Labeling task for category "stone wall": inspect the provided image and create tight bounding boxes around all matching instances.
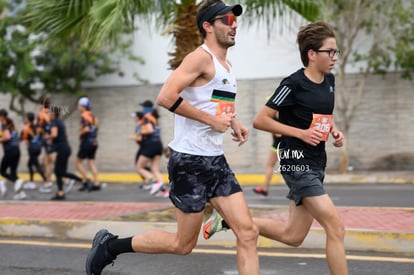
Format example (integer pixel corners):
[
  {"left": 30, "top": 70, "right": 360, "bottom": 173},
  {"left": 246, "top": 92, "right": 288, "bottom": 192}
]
[{"left": 1, "top": 73, "right": 413, "bottom": 174}]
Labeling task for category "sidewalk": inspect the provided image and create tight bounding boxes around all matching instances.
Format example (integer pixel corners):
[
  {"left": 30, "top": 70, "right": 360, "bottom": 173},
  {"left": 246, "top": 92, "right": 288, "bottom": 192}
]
[{"left": 1, "top": 172, "right": 414, "bottom": 255}]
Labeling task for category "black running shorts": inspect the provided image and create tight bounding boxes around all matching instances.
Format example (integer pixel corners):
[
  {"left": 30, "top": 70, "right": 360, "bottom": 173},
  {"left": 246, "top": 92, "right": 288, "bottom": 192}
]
[
  {"left": 282, "top": 169, "right": 326, "bottom": 206},
  {"left": 168, "top": 150, "right": 242, "bottom": 213},
  {"left": 140, "top": 140, "right": 163, "bottom": 158},
  {"left": 77, "top": 144, "right": 97, "bottom": 160}
]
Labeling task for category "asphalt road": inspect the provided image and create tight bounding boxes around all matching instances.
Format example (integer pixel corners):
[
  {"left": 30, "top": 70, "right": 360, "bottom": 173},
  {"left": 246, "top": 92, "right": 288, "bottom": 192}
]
[{"left": 1, "top": 239, "right": 413, "bottom": 275}]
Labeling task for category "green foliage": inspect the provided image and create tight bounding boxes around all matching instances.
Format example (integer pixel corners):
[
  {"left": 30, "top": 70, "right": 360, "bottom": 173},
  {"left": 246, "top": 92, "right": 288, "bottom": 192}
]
[
  {"left": 242, "top": 0, "right": 321, "bottom": 22},
  {"left": 1, "top": 2, "right": 143, "bottom": 115},
  {"left": 326, "top": 0, "right": 414, "bottom": 79},
  {"left": 24, "top": 0, "right": 323, "bottom": 50},
  {"left": 387, "top": 1, "right": 414, "bottom": 80},
  {"left": 25, "top": 0, "right": 151, "bottom": 50}
]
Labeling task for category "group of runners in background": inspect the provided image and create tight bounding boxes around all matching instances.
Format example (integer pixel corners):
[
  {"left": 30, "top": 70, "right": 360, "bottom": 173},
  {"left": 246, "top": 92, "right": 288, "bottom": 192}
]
[{"left": 0, "top": 95, "right": 168, "bottom": 200}]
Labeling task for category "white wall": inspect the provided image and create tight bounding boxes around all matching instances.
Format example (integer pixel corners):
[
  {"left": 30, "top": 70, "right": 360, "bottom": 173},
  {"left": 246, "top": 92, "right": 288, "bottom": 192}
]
[{"left": 90, "top": 16, "right": 307, "bottom": 86}]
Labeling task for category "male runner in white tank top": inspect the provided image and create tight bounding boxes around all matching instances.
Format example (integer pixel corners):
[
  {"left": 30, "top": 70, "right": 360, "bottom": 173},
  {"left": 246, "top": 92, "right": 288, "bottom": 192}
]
[{"left": 85, "top": 1, "right": 259, "bottom": 275}]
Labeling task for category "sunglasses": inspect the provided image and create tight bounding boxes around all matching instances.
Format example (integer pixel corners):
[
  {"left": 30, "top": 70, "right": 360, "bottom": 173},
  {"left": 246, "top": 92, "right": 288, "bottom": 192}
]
[
  {"left": 314, "top": 49, "right": 341, "bottom": 58},
  {"left": 211, "top": 15, "right": 237, "bottom": 26}
]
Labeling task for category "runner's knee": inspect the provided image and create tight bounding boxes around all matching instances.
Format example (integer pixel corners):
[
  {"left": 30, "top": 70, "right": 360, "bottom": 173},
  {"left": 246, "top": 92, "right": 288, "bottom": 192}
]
[
  {"left": 173, "top": 238, "right": 197, "bottom": 255},
  {"left": 283, "top": 235, "right": 306, "bottom": 247},
  {"left": 330, "top": 222, "right": 345, "bottom": 240},
  {"left": 323, "top": 218, "right": 345, "bottom": 242},
  {"left": 235, "top": 222, "right": 259, "bottom": 244}
]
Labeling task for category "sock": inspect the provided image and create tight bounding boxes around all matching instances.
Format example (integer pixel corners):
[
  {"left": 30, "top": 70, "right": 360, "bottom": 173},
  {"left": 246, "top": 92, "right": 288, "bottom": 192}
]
[{"left": 107, "top": 237, "right": 134, "bottom": 256}]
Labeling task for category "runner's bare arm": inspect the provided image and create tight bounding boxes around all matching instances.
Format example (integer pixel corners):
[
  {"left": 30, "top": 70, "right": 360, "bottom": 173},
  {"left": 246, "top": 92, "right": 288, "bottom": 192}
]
[
  {"left": 156, "top": 48, "right": 233, "bottom": 133},
  {"left": 253, "top": 105, "right": 323, "bottom": 146}
]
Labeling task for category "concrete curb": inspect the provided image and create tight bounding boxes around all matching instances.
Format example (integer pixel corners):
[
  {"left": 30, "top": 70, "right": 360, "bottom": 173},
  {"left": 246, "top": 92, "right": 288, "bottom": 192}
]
[{"left": 1, "top": 218, "right": 413, "bottom": 254}]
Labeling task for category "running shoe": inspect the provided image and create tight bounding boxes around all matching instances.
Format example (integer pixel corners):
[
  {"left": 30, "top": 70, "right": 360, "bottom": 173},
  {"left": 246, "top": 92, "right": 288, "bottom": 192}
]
[
  {"left": 161, "top": 189, "right": 169, "bottom": 198},
  {"left": 203, "top": 209, "right": 229, "bottom": 240},
  {"left": 50, "top": 193, "right": 66, "bottom": 200},
  {"left": 252, "top": 186, "right": 268, "bottom": 197},
  {"left": 64, "top": 179, "right": 75, "bottom": 193},
  {"left": 39, "top": 182, "right": 53, "bottom": 193},
  {"left": 78, "top": 179, "right": 92, "bottom": 192},
  {"left": 90, "top": 185, "right": 102, "bottom": 191},
  {"left": 140, "top": 183, "right": 152, "bottom": 190},
  {"left": 149, "top": 181, "right": 164, "bottom": 196},
  {"left": 13, "top": 191, "right": 27, "bottom": 200},
  {"left": 86, "top": 229, "right": 118, "bottom": 275},
  {"left": 0, "top": 180, "right": 7, "bottom": 197},
  {"left": 14, "top": 179, "right": 24, "bottom": 193},
  {"left": 23, "top": 181, "right": 37, "bottom": 190},
  {"left": 154, "top": 189, "right": 169, "bottom": 198}
]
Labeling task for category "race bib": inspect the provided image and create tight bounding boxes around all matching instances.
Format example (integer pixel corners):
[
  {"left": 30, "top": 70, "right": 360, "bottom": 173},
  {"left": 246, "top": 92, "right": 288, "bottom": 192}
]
[
  {"left": 211, "top": 89, "right": 236, "bottom": 115},
  {"left": 216, "top": 101, "right": 235, "bottom": 115},
  {"left": 310, "top": 114, "right": 332, "bottom": 141}
]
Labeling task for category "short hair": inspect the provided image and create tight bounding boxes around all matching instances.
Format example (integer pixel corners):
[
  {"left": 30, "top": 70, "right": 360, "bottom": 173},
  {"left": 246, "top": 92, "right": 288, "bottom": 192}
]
[
  {"left": 38, "top": 95, "right": 51, "bottom": 108},
  {"left": 0, "top": 108, "right": 8, "bottom": 118},
  {"left": 26, "top": 112, "right": 35, "bottom": 123},
  {"left": 297, "top": 21, "right": 336, "bottom": 67}
]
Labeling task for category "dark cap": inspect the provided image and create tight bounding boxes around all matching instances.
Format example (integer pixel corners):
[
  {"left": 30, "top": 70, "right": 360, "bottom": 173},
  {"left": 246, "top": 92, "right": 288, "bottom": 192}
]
[
  {"left": 197, "top": 1, "right": 243, "bottom": 34},
  {"left": 140, "top": 100, "right": 153, "bottom": 108}
]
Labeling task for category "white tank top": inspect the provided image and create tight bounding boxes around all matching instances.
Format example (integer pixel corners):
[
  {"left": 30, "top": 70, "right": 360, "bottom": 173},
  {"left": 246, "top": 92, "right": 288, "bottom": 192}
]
[{"left": 168, "top": 44, "right": 237, "bottom": 156}]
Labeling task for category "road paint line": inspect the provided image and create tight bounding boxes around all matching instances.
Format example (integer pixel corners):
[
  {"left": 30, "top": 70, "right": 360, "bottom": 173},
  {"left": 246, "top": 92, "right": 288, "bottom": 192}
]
[
  {"left": 194, "top": 248, "right": 414, "bottom": 263},
  {"left": 1, "top": 239, "right": 413, "bottom": 263},
  {"left": 0, "top": 239, "right": 91, "bottom": 249}
]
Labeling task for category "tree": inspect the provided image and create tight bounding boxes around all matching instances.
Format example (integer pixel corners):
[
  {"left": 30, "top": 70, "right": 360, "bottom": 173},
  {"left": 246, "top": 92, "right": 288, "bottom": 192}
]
[
  {"left": 322, "top": 0, "right": 414, "bottom": 172},
  {"left": 0, "top": 0, "right": 143, "bottom": 117},
  {"left": 24, "top": 0, "right": 322, "bottom": 69}
]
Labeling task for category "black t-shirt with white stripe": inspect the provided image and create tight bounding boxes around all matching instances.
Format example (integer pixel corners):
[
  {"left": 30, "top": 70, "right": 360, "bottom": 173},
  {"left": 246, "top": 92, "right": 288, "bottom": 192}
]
[{"left": 266, "top": 68, "right": 335, "bottom": 170}]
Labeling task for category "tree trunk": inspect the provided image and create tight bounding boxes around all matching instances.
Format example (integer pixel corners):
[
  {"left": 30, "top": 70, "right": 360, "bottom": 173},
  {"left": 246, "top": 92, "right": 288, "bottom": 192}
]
[{"left": 338, "top": 141, "right": 349, "bottom": 174}]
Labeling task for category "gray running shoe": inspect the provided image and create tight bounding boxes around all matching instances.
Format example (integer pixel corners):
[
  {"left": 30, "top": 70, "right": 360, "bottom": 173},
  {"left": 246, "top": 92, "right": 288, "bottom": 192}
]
[
  {"left": 39, "top": 182, "right": 53, "bottom": 193},
  {"left": 85, "top": 229, "right": 118, "bottom": 275},
  {"left": 13, "top": 191, "right": 27, "bottom": 200},
  {"left": 0, "top": 180, "right": 7, "bottom": 197},
  {"left": 14, "top": 179, "right": 24, "bottom": 193},
  {"left": 64, "top": 179, "right": 75, "bottom": 193}
]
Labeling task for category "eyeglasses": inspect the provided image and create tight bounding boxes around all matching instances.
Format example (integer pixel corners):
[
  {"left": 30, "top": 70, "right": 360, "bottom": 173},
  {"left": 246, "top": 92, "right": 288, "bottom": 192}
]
[
  {"left": 211, "top": 15, "right": 237, "bottom": 26},
  {"left": 314, "top": 49, "right": 341, "bottom": 58}
]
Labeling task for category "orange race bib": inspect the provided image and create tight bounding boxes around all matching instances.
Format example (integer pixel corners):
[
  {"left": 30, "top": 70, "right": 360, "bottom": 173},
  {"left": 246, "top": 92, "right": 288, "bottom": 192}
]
[
  {"left": 210, "top": 89, "right": 236, "bottom": 115},
  {"left": 216, "top": 101, "right": 235, "bottom": 115},
  {"left": 310, "top": 114, "right": 332, "bottom": 141}
]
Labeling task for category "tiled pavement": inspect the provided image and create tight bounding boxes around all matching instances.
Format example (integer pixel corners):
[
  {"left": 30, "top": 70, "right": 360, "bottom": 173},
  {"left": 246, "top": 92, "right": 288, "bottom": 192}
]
[
  {"left": 1, "top": 201, "right": 413, "bottom": 232},
  {"left": 257, "top": 207, "right": 414, "bottom": 232},
  {"left": 0, "top": 201, "right": 169, "bottom": 221},
  {"left": 0, "top": 200, "right": 413, "bottom": 254}
]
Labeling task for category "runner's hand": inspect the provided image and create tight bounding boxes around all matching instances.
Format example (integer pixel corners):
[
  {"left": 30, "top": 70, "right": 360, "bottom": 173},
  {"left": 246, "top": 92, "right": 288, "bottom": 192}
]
[
  {"left": 210, "top": 112, "right": 234, "bottom": 133},
  {"left": 301, "top": 127, "right": 324, "bottom": 146},
  {"left": 331, "top": 130, "right": 344, "bottom": 147},
  {"left": 231, "top": 119, "right": 249, "bottom": 146}
]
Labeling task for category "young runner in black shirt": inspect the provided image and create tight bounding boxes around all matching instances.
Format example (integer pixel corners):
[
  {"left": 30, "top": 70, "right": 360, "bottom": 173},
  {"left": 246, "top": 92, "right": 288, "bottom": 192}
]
[{"left": 204, "top": 21, "right": 348, "bottom": 275}]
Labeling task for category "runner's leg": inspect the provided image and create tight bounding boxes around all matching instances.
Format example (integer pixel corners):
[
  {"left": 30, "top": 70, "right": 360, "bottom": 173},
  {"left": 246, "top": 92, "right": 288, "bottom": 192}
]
[
  {"left": 302, "top": 194, "right": 348, "bottom": 275},
  {"left": 131, "top": 208, "right": 204, "bottom": 254},
  {"left": 210, "top": 192, "right": 260, "bottom": 275},
  {"left": 254, "top": 199, "right": 314, "bottom": 247}
]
